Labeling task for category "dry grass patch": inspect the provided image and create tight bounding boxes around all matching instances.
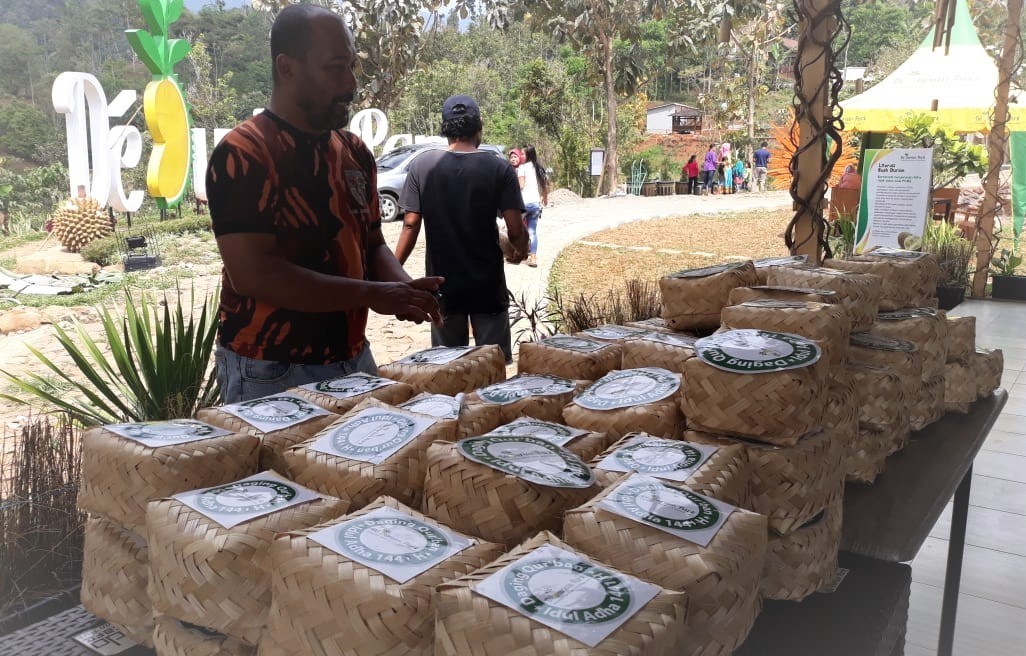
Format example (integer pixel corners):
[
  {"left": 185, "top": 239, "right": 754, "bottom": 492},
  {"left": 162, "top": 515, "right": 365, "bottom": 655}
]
[{"left": 551, "top": 209, "right": 793, "bottom": 299}]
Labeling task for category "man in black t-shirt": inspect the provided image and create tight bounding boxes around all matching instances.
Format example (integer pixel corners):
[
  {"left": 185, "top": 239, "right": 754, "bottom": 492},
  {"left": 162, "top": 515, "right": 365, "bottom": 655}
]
[{"left": 395, "top": 95, "right": 528, "bottom": 362}]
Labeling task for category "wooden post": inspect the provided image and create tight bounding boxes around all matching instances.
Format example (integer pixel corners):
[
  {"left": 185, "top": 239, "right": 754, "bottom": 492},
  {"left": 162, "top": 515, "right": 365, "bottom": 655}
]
[
  {"left": 971, "top": 0, "right": 1023, "bottom": 298},
  {"left": 790, "top": 0, "right": 836, "bottom": 264}
]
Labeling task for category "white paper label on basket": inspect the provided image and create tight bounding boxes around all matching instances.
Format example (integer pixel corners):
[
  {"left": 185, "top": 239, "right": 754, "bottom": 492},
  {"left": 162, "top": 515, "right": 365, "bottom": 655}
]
[
  {"left": 574, "top": 368, "right": 680, "bottom": 411},
  {"left": 695, "top": 329, "right": 821, "bottom": 374},
  {"left": 219, "top": 393, "right": 330, "bottom": 433},
  {"left": 631, "top": 317, "right": 668, "bottom": 330},
  {"left": 398, "top": 345, "right": 476, "bottom": 365},
  {"left": 299, "top": 372, "right": 396, "bottom": 399},
  {"left": 399, "top": 393, "right": 461, "bottom": 419},
  {"left": 752, "top": 285, "right": 836, "bottom": 297},
  {"left": 865, "top": 247, "right": 928, "bottom": 260},
  {"left": 474, "top": 543, "right": 658, "bottom": 648},
  {"left": 477, "top": 374, "right": 576, "bottom": 405},
  {"left": 597, "top": 435, "right": 718, "bottom": 482},
  {"left": 878, "top": 307, "right": 938, "bottom": 321},
  {"left": 851, "top": 333, "right": 918, "bottom": 353},
  {"left": 542, "top": 335, "right": 607, "bottom": 353},
  {"left": 580, "top": 325, "right": 648, "bottom": 341},
  {"left": 458, "top": 435, "right": 594, "bottom": 488},
  {"left": 640, "top": 331, "right": 697, "bottom": 348},
  {"left": 753, "top": 254, "right": 808, "bottom": 268},
  {"left": 309, "top": 408, "right": 435, "bottom": 464},
  {"left": 309, "top": 506, "right": 473, "bottom": 583},
  {"left": 599, "top": 474, "right": 735, "bottom": 547},
  {"left": 488, "top": 417, "right": 589, "bottom": 446},
  {"left": 174, "top": 470, "right": 320, "bottom": 529},
  {"left": 72, "top": 623, "right": 138, "bottom": 655},
  {"left": 740, "top": 299, "right": 810, "bottom": 309},
  {"left": 104, "top": 419, "right": 232, "bottom": 447},
  {"left": 668, "top": 262, "right": 741, "bottom": 278}
]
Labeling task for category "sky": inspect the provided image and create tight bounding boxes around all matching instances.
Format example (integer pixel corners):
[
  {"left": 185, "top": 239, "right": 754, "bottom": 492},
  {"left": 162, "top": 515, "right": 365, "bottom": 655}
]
[{"left": 184, "top": 0, "right": 249, "bottom": 11}]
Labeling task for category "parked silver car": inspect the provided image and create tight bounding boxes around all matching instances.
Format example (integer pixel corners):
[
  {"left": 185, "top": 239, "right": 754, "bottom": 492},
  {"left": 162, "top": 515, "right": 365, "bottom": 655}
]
[{"left": 375, "top": 143, "right": 507, "bottom": 222}]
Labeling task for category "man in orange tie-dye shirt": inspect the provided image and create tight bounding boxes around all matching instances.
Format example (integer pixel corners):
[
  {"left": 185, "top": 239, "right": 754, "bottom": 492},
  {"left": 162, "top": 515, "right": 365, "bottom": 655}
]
[{"left": 207, "top": 4, "right": 441, "bottom": 402}]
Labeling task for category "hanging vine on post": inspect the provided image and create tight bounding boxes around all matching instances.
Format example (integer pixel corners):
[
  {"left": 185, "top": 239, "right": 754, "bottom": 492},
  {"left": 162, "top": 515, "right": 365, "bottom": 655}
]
[{"left": 784, "top": 0, "right": 849, "bottom": 262}]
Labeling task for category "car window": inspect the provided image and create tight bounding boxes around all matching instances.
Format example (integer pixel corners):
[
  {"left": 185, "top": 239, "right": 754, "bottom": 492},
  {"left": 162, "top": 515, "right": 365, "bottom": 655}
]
[{"left": 377, "top": 146, "right": 421, "bottom": 170}]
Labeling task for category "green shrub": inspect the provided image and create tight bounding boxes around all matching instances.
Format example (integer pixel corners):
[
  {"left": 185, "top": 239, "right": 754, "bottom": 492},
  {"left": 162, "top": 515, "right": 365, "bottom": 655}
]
[{"left": 81, "top": 215, "right": 213, "bottom": 266}]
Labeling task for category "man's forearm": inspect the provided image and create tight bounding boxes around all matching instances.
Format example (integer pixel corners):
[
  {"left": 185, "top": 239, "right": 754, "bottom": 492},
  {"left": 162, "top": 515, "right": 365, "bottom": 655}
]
[
  {"left": 225, "top": 255, "right": 379, "bottom": 313},
  {"left": 394, "top": 214, "right": 422, "bottom": 265},
  {"left": 369, "top": 243, "right": 412, "bottom": 283}
]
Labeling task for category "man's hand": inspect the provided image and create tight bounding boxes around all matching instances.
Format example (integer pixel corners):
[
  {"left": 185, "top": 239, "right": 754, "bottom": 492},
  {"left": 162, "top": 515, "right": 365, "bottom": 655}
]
[{"left": 369, "top": 277, "right": 444, "bottom": 325}]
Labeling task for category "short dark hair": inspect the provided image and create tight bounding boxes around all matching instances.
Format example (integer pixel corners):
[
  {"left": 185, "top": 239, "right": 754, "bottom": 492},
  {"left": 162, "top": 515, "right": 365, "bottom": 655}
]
[
  {"left": 760, "top": 141, "right": 768, "bottom": 148},
  {"left": 270, "top": 4, "right": 334, "bottom": 81},
  {"left": 440, "top": 114, "right": 483, "bottom": 140}
]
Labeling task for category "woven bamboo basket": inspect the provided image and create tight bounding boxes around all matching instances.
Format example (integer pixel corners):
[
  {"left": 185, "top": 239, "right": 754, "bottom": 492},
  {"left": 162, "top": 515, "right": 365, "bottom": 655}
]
[
  {"left": 575, "top": 324, "right": 650, "bottom": 343},
  {"left": 420, "top": 440, "right": 596, "bottom": 548},
  {"left": 462, "top": 374, "right": 586, "bottom": 424},
  {"left": 974, "top": 348, "right": 1004, "bottom": 398},
  {"left": 283, "top": 401, "right": 455, "bottom": 510},
  {"left": 848, "top": 361, "right": 907, "bottom": 427},
  {"left": 944, "top": 361, "right": 977, "bottom": 413},
  {"left": 259, "top": 497, "right": 505, "bottom": 656},
  {"left": 620, "top": 333, "right": 697, "bottom": 374},
  {"left": 681, "top": 357, "right": 826, "bottom": 447},
  {"left": 152, "top": 616, "right": 254, "bottom": 656},
  {"left": 378, "top": 345, "right": 506, "bottom": 395},
  {"left": 625, "top": 317, "right": 673, "bottom": 333},
  {"left": 590, "top": 432, "right": 749, "bottom": 507},
  {"left": 287, "top": 374, "right": 415, "bottom": 414},
  {"left": 563, "top": 397, "right": 683, "bottom": 442},
  {"left": 728, "top": 284, "right": 838, "bottom": 306},
  {"left": 823, "top": 366, "right": 858, "bottom": 447},
  {"left": 767, "top": 266, "right": 882, "bottom": 332},
  {"left": 824, "top": 257, "right": 921, "bottom": 311},
  {"left": 944, "top": 315, "right": 976, "bottom": 363},
  {"left": 846, "top": 424, "right": 891, "bottom": 484},
  {"left": 562, "top": 480, "right": 766, "bottom": 655},
  {"left": 660, "top": 261, "right": 759, "bottom": 330},
  {"left": 849, "top": 332, "right": 924, "bottom": 407},
  {"left": 196, "top": 400, "right": 338, "bottom": 475},
  {"left": 146, "top": 489, "right": 349, "bottom": 646},
  {"left": 395, "top": 393, "right": 496, "bottom": 442},
  {"left": 870, "top": 308, "right": 948, "bottom": 380},
  {"left": 760, "top": 487, "right": 843, "bottom": 601},
  {"left": 708, "top": 428, "right": 841, "bottom": 535},
  {"left": 518, "top": 335, "right": 623, "bottom": 380},
  {"left": 81, "top": 517, "right": 153, "bottom": 647},
  {"left": 721, "top": 300, "right": 850, "bottom": 368},
  {"left": 854, "top": 251, "right": 940, "bottom": 306},
  {"left": 434, "top": 531, "right": 690, "bottom": 656},
  {"left": 911, "top": 376, "right": 946, "bottom": 431},
  {"left": 885, "top": 420, "right": 911, "bottom": 455},
  {"left": 79, "top": 426, "right": 259, "bottom": 532},
  {"left": 752, "top": 255, "right": 808, "bottom": 285},
  {"left": 489, "top": 417, "right": 610, "bottom": 463}
]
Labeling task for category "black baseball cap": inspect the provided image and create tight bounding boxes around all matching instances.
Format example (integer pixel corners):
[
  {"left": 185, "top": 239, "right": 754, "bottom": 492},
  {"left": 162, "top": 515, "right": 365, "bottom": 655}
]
[{"left": 441, "top": 95, "right": 481, "bottom": 122}]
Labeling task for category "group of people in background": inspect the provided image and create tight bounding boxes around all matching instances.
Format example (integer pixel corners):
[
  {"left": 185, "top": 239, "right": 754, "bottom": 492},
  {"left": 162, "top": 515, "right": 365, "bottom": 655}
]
[
  {"left": 681, "top": 141, "right": 772, "bottom": 195},
  {"left": 508, "top": 146, "right": 549, "bottom": 268}
]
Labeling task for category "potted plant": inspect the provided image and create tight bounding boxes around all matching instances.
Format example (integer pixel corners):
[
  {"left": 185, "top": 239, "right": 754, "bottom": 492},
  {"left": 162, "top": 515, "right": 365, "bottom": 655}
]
[
  {"left": 923, "top": 221, "right": 973, "bottom": 310},
  {"left": 991, "top": 245, "right": 1026, "bottom": 300}
]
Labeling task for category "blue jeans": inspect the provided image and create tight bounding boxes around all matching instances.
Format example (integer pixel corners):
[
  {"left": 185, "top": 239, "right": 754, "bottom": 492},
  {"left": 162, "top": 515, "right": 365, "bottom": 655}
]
[
  {"left": 702, "top": 169, "right": 716, "bottom": 191},
  {"left": 524, "top": 203, "right": 541, "bottom": 255},
  {"left": 215, "top": 342, "right": 378, "bottom": 403}
]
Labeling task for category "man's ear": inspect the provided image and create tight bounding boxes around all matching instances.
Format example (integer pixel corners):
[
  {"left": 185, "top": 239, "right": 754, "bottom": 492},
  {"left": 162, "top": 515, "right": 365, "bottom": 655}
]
[{"left": 274, "top": 53, "right": 294, "bottom": 82}]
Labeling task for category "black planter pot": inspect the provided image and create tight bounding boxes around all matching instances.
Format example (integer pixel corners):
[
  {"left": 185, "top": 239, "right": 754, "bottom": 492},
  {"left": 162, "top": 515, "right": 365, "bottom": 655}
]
[
  {"left": 936, "top": 285, "right": 965, "bottom": 311},
  {"left": 992, "top": 274, "right": 1026, "bottom": 300}
]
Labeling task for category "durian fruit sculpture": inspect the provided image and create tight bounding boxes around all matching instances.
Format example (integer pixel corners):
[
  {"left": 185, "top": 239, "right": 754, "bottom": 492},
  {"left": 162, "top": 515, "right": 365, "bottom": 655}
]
[{"left": 51, "top": 197, "right": 112, "bottom": 253}]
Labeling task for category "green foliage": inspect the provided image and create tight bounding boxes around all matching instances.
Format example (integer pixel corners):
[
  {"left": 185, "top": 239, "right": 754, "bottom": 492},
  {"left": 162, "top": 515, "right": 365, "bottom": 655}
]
[
  {"left": 829, "top": 216, "right": 857, "bottom": 259},
  {"left": 887, "top": 113, "right": 988, "bottom": 189},
  {"left": 0, "top": 161, "right": 68, "bottom": 217},
  {"left": 0, "top": 288, "right": 221, "bottom": 426},
  {"left": 80, "top": 214, "right": 212, "bottom": 266},
  {"left": 126, "top": 0, "right": 190, "bottom": 77},
  {"left": 843, "top": 0, "right": 923, "bottom": 67},
  {"left": 186, "top": 37, "right": 240, "bottom": 130},
  {"left": 0, "top": 101, "right": 55, "bottom": 163},
  {"left": 991, "top": 248, "right": 1024, "bottom": 277},
  {"left": 923, "top": 221, "right": 974, "bottom": 286}
]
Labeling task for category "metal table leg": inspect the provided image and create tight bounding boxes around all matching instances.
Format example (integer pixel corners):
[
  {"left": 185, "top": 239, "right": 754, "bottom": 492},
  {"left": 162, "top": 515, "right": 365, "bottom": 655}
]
[{"left": 938, "top": 464, "right": 973, "bottom": 656}]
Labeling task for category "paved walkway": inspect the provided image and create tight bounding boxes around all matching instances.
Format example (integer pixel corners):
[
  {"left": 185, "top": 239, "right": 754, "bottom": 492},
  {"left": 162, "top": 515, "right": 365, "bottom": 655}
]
[{"left": 369, "top": 190, "right": 794, "bottom": 362}]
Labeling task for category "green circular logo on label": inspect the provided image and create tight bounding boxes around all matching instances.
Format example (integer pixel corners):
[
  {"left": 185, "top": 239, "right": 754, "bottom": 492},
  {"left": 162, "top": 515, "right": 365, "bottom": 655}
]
[
  {"left": 400, "top": 395, "right": 460, "bottom": 419},
  {"left": 576, "top": 368, "right": 680, "bottom": 410},
  {"left": 502, "top": 557, "right": 630, "bottom": 624},
  {"left": 199, "top": 480, "right": 297, "bottom": 514},
  {"left": 851, "top": 333, "right": 917, "bottom": 353},
  {"left": 478, "top": 374, "right": 575, "bottom": 405},
  {"left": 459, "top": 436, "right": 594, "bottom": 488},
  {"left": 330, "top": 413, "right": 417, "bottom": 457},
  {"left": 337, "top": 516, "right": 448, "bottom": 565},
  {"left": 695, "top": 329, "right": 821, "bottom": 374},
  {"left": 544, "top": 335, "right": 605, "bottom": 353},
  {"left": 404, "top": 346, "right": 473, "bottom": 364},
  {"left": 493, "top": 419, "right": 574, "bottom": 439},
  {"left": 315, "top": 376, "right": 387, "bottom": 395},
  {"left": 614, "top": 440, "right": 703, "bottom": 474},
  {"left": 616, "top": 481, "right": 720, "bottom": 531},
  {"left": 582, "top": 325, "right": 646, "bottom": 340},
  {"left": 124, "top": 419, "right": 217, "bottom": 440},
  {"left": 237, "top": 397, "right": 317, "bottom": 424}
]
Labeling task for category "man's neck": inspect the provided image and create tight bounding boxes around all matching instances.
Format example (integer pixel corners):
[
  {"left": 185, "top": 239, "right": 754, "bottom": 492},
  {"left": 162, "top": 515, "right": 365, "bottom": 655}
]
[
  {"left": 448, "top": 138, "right": 478, "bottom": 153},
  {"left": 268, "top": 92, "right": 324, "bottom": 135}
]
